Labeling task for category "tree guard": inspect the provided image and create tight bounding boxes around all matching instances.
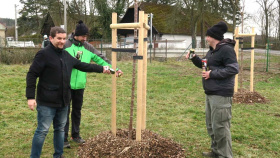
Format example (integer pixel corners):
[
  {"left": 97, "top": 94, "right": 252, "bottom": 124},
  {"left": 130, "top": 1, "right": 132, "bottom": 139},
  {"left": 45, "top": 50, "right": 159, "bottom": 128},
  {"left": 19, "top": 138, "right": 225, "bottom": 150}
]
[
  {"left": 110, "top": 11, "right": 149, "bottom": 141},
  {"left": 234, "top": 27, "right": 255, "bottom": 92}
]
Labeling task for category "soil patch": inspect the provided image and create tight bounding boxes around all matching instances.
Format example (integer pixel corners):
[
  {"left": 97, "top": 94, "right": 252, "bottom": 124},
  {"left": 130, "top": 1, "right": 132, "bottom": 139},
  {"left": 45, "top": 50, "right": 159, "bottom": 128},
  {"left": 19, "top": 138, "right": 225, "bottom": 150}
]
[
  {"left": 78, "top": 129, "right": 186, "bottom": 158},
  {"left": 233, "top": 89, "right": 268, "bottom": 104}
]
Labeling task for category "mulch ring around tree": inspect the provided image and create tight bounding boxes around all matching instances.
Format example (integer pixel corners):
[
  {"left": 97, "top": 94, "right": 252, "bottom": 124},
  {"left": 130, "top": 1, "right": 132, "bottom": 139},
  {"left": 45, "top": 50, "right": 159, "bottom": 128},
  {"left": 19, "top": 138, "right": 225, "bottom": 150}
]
[
  {"left": 233, "top": 89, "right": 268, "bottom": 104},
  {"left": 78, "top": 129, "right": 186, "bottom": 158}
]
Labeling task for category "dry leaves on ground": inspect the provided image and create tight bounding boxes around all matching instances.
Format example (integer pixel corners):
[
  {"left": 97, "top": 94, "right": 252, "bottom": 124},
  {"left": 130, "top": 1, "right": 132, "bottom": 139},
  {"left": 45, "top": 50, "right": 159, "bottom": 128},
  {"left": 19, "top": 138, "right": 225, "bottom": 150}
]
[
  {"left": 233, "top": 90, "right": 268, "bottom": 104},
  {"left": 78, "top": 129, "right": 186, "bottom": 158}
]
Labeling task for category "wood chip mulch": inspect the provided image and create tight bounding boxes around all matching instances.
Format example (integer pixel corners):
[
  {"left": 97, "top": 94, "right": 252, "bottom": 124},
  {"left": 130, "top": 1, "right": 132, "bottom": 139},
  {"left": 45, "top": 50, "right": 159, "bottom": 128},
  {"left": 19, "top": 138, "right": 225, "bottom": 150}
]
[
  {"left": 233, "top": 90, "right": 268, "bottom": 104},
  {"left": 78, "top": 129, "right": 186, "bottom": 158}
]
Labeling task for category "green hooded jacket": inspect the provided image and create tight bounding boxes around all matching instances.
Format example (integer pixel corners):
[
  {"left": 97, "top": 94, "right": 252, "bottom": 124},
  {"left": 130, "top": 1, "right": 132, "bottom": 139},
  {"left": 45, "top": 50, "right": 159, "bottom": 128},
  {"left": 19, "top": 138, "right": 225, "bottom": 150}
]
[{"left": 64, "top": 37, "right": 112, "bottom": 89}]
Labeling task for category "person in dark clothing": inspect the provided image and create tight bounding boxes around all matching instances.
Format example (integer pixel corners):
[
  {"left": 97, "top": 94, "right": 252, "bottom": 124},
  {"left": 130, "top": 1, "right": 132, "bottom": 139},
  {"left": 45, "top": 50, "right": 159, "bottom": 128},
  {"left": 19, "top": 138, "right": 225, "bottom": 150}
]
[
  {"left": 186, "top": 21, "right": 239, "bottom": 158},
  {"left": 26, "top": 26, "right": 111, "bottom": 158},
  {"left": 42, "top": 35, "right": 50, "bottom": 48}
]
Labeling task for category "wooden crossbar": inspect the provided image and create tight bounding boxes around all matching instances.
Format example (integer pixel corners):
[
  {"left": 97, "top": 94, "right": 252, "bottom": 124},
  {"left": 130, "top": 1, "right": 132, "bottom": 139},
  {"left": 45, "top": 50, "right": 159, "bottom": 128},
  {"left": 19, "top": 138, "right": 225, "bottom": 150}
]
[
  {"left": 238, "top": 33, "right": 256, "bottom": 37},
  {"left": 110, "top": 23, "right": 140, "bottom": 29},
  {"left": 144, "top": 23, "right": 150, "bottom": 30}
]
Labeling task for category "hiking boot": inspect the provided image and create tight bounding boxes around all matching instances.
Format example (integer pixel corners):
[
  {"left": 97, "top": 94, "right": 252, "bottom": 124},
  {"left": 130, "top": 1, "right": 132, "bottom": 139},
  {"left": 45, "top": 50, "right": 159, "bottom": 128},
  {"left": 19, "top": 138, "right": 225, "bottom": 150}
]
[
  {"left": 60, "top": 155, "right": 65, "bottom": 158},
  {"left": 72, "top": 137, "right": 85, "bottom": 144},
  {"left": 202, "top": 151, "right": 218, "bottom": 157},
  {"left": 63, "top": 141, "right": 70, "bottom": 148}
]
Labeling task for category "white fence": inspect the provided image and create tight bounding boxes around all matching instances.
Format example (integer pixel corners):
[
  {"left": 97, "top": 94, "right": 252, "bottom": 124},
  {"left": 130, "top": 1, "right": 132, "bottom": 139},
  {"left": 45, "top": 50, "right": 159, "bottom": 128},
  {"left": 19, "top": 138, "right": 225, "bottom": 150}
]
[{"left": 6, "top": 41, "right": 35, "bottom": 47}]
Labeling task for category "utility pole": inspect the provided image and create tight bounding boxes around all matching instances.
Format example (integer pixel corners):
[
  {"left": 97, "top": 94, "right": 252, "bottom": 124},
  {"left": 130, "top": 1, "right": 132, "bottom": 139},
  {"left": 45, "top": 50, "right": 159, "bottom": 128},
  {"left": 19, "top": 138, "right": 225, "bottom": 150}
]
[
  {"left": 64, "top": 0, "right": 67, "bottom": 34},
  {"left": 15, "top": 4, "right": 18, "bottom": 41}
]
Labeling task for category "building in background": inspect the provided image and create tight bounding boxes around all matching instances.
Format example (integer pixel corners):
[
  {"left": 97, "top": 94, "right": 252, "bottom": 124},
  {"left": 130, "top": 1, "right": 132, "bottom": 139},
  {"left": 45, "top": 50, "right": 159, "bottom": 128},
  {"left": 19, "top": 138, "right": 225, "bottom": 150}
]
[{"left": 0, "top": 23, "right": 6, "bottom": 47}]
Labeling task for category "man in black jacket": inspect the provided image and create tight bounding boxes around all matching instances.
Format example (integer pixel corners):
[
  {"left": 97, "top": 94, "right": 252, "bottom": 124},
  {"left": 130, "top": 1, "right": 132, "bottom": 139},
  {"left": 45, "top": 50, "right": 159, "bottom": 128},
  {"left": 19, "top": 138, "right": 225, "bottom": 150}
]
[
  {"left": 26, "top": 26, "right": 111, "bottom": 158},
  {"left": 186, "top": 22, "right": 238, "bottom": 158}
]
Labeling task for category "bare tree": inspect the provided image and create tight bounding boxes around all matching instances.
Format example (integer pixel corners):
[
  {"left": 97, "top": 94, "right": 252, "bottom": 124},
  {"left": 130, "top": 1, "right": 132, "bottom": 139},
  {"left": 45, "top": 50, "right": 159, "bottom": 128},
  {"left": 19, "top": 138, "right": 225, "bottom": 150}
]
[
  {"left": 278, "top": 0, "right": 280, "bottom": 40},
  {"left": 256, "top": 0, "right": 277, "bottom": 42},
  {"left": 229, "top": 0, "right": 240, "bottom": 35},
  {"left": 182, "top": 0, "right": 204, "bottom": 48}
]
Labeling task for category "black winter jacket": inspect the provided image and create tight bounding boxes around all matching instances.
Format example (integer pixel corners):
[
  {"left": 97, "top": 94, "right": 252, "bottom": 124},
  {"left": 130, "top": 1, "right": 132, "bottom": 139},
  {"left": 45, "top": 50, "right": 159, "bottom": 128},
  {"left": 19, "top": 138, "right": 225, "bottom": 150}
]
[
  {"left": 191, "top": 39, "right": 239, "bottom": 97},
  {"left": 26, "top": 43, "right": 103, "bottom": 107}
]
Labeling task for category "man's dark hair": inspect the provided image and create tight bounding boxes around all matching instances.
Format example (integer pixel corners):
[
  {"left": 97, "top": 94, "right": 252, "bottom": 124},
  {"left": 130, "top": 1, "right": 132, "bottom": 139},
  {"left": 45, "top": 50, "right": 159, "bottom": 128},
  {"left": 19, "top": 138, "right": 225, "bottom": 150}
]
[{"left": 50, "top": 26, "right": 66, "bottom": 38}]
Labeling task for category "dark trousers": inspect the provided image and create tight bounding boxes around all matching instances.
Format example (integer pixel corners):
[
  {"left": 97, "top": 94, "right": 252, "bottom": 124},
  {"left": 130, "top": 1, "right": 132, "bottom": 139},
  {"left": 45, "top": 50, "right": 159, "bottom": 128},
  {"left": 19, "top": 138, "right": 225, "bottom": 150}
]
[{"left": 64, "top": 89, "right": 84, "bottom": 141}]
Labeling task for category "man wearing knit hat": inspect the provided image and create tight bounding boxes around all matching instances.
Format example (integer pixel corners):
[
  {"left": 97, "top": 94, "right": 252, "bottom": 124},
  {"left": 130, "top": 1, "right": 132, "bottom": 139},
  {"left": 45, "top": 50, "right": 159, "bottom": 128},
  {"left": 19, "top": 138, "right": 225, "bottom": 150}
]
[
  {"left": 63, "top": 20, "right": 123, "bottom": 148},
  {"left": 186, "top": 21, "right": 238, "bottom": 158}
]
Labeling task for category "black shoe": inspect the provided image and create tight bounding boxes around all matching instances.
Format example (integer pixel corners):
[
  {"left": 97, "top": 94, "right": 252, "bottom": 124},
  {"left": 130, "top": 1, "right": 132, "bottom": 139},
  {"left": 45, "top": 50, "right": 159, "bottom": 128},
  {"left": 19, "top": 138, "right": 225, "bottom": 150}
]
[
  {"left": 72, "top": 137, "right": 85, "bottom": 144},
  {"left": 202, "top": 151, "right": 218, "bottom": 157},
  {"left": 64, "top": 141, "right": 71, "bottom": 148}
]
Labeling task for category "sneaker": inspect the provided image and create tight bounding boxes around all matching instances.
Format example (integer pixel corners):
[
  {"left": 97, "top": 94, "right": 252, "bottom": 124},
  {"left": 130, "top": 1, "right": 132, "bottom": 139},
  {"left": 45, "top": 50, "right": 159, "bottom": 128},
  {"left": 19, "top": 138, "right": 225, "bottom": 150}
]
[
  {"left": 202, "top": 151, "right": 218, "bottom": 157},
  {"left": 71, "top": 137, "right": 85, "bottom": 144},
  {"left": 63, "top": 141, "right": 71, "bottom": 148}
]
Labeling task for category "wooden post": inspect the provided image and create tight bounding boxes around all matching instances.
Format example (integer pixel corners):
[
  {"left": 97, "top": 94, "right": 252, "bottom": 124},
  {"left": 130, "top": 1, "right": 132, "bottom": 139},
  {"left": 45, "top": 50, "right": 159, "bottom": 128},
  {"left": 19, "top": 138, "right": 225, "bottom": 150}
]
[
  {"left": 111, "top": 12, "right": 117, "bottom": 136},
  {"left": 136, "top": 11, "right": 145, "bottom": 141},
  {"left": 142, "top": 14, "right": 148, "bottom": 130},
  {"left": 250, "top": 27, "right": 255, "bottom": 92},
  {"left": 234, "top": 27, "right": 239, "bottom": 93}
]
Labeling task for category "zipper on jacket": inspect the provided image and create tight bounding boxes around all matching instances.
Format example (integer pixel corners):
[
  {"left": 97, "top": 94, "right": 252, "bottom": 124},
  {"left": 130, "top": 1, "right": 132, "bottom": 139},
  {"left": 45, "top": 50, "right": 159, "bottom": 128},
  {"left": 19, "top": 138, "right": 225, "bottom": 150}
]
[{"left": 60, "top": 58, "right": 64, "bottom": 107}]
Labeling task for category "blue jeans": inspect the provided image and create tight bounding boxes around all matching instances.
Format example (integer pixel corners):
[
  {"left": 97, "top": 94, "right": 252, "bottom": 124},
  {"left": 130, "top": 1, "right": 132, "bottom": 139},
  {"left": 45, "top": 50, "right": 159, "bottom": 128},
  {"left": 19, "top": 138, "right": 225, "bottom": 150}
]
[{"left": 30, "top": 105, "right": 68, "bottom": 158}]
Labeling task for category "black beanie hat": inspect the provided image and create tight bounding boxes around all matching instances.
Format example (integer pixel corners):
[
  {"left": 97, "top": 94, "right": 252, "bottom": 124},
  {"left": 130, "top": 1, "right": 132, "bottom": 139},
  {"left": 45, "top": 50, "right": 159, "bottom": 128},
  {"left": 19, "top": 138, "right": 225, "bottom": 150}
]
[
  {"left": 74, "top": 20, "right": 89, "bottom": 36},
  {"left": 206, "top": 21, "right": 228, "bottom": 41}
]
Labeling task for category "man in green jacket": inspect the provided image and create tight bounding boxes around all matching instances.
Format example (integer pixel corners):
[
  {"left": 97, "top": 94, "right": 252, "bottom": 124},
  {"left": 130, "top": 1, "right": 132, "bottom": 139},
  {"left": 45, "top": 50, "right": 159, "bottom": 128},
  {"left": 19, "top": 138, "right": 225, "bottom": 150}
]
[{"left": 63, "top": 20, "right": 123, "bottom": 148}]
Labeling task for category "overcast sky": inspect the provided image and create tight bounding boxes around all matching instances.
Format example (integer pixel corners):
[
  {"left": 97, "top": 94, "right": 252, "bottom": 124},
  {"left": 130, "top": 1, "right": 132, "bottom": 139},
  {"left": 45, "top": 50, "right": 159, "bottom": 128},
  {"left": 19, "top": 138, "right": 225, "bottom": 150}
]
[
  {"left": 0, "top": 0, "right": 277, "bottom": 35},
  {"left": 0, "top": 0, "right": 22, "bottom": 19}
]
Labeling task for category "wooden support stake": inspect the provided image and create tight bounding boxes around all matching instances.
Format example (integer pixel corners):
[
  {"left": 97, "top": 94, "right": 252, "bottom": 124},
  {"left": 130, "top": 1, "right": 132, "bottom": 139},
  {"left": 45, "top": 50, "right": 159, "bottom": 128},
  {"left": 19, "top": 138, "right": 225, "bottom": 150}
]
[
  {"left": 111, "top": 12, "right": 117, "bottom": 136},
  {"left": 250, "top": 28, "right": 255, "bottom": 92},
  {"left": 136, "top": 11, "right": 144, "bottom": 141},
  {"left": 142, "top": 14, "right": 148, "bottom": 130},
  {"left": 234, "top": 27, "right": 239, "bottom": 93}
]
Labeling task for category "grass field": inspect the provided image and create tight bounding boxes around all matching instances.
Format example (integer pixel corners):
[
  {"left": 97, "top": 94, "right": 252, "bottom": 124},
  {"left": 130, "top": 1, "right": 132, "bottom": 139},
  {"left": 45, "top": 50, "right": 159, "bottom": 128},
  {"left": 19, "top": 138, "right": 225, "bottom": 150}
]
[{"left": 0, "top": 57, "right": 279, "bottom": 158}]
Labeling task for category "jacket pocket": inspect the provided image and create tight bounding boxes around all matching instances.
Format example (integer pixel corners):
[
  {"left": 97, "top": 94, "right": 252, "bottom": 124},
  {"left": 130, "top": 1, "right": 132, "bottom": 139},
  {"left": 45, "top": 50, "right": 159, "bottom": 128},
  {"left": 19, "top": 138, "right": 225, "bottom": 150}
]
[{"left": 38, "top": 84, "right": 60, "bottom": 103}]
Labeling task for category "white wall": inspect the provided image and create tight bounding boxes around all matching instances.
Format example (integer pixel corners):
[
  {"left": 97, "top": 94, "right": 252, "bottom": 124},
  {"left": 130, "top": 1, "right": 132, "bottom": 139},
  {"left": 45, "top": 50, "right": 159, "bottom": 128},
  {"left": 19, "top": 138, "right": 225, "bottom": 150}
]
[
  {"left": 224, "top": 32, "right": 234, "bottom": 39},
  {"left": 120, "top": 32, "right": 233, "bottom": 49},
  {"left": 160, "top": 34, "right": 202, "bottom": 49}
]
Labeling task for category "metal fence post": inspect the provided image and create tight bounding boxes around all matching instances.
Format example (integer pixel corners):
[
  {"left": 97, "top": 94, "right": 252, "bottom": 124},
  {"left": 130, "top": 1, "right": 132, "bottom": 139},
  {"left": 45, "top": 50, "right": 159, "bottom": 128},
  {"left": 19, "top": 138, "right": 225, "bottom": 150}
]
[{"left": 101, "top": 38, "right": 103, "bottom": 54}]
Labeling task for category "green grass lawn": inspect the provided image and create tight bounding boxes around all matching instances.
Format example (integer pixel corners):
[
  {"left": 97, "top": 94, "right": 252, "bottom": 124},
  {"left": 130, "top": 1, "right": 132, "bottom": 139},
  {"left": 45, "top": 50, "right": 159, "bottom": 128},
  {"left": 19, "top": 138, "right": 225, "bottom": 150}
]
[{"left": 0, "top": 58, "right": 279, "bottom": 158}]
